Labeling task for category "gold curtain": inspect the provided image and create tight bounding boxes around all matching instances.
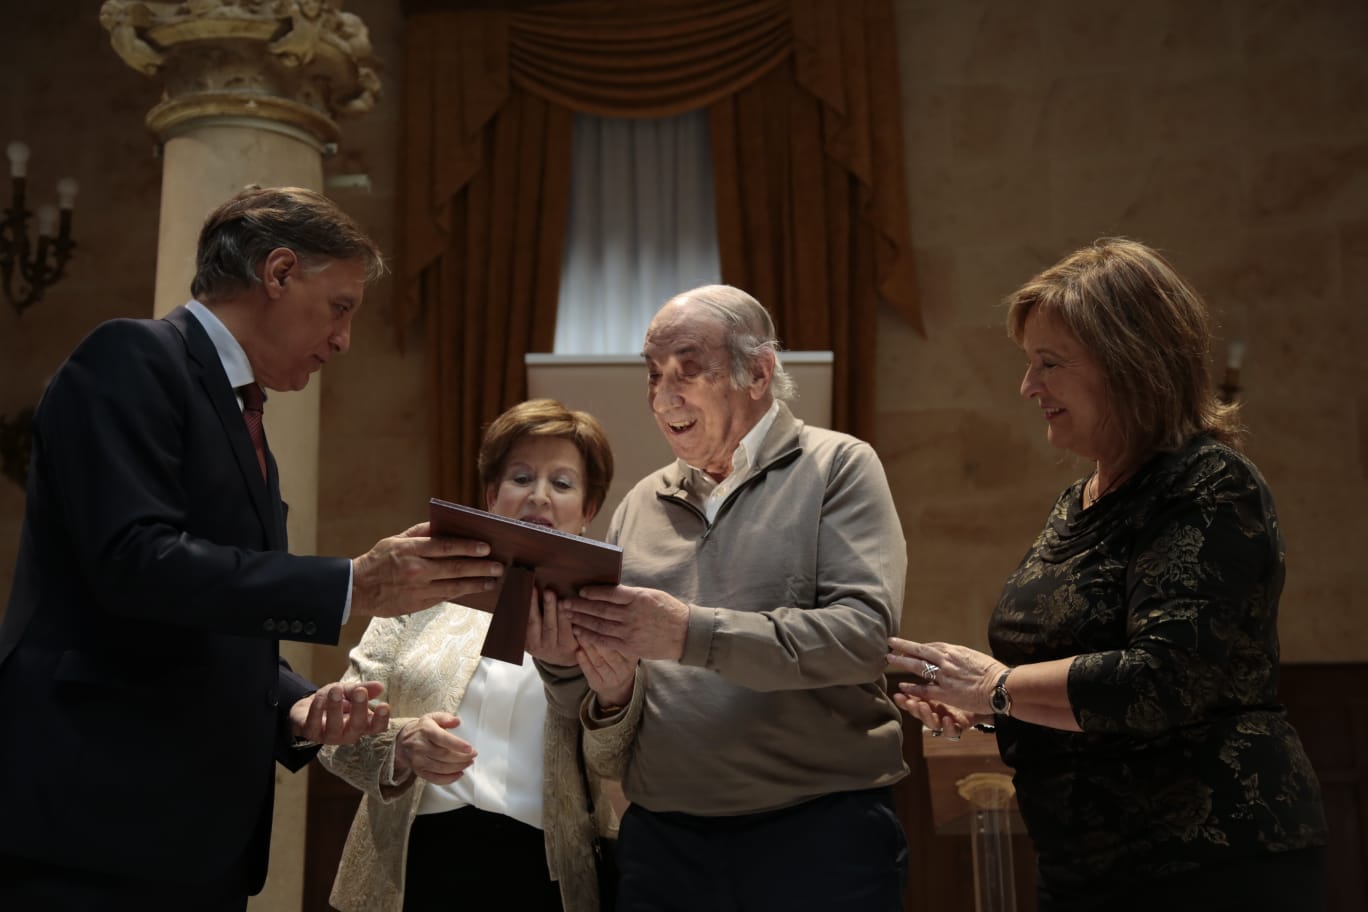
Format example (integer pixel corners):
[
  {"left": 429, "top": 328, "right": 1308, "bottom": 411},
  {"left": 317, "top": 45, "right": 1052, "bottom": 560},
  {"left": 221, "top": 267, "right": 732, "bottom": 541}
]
[{"left": 400, "top": 0, "right": 919, "bottom": 506}]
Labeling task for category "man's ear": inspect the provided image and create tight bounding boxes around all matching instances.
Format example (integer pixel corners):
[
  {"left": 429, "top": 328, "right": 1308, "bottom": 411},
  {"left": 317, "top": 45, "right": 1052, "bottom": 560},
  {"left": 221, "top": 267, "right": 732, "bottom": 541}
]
[
  {"left": 749, "top": 348, "right": 776, "bottom": 399},
  {"left": 262, "top": 247, "right": 299, "bottom": 299}
]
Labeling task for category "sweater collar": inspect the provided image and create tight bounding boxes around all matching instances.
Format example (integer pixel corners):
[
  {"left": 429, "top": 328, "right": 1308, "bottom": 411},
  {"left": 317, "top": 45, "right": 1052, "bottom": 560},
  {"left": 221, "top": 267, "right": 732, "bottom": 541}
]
[{"left": 657, "top": 401, "right": 804, "bottom": 499}]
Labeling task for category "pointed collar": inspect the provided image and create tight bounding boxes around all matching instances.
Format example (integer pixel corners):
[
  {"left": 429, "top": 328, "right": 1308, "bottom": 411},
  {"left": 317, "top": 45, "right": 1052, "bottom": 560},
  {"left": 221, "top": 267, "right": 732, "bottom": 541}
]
[
  {"left": 658, "top": 401, "right": 804, "bottom": 499},
  {"left": 185, "top": 299, "right": 257, "bottom": 395}
]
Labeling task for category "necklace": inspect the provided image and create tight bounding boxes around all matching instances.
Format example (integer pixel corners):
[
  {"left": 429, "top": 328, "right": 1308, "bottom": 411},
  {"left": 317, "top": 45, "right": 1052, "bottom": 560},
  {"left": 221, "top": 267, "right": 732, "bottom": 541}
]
[{"left": 1085, "top": 469, "right": 1126, "bottom": 508}]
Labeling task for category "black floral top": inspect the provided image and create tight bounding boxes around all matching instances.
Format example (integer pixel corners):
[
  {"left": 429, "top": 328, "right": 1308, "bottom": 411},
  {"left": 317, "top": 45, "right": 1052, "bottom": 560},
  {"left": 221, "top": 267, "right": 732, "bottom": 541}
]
[{"left": 989, "top": 436, "right": 1327, "bottom": 891}]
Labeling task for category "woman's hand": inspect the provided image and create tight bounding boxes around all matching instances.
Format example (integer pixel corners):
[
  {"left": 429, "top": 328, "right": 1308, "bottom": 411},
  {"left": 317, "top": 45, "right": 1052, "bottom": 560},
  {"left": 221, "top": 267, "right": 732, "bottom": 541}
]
[
  {"left": 887, "top": 636, "right": 1008, "bottom": 717},
  {"left": 525, "top": 587, "right": 579, "bottom": 666},
  {"left": 579, "top": 640, "right": 636, "bottom": 707},
  {"left": 394, "top": 712, "right": 477, "bottom": 785},
  {"left": 892, "top": 692, "right": 990, "bottom": 740}
]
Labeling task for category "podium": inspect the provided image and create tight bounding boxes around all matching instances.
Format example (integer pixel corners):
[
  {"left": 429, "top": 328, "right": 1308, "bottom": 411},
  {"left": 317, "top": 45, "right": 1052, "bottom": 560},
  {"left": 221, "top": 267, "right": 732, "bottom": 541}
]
[{"left": 922, "top": 727, "right": 1021, "bottom": 912}]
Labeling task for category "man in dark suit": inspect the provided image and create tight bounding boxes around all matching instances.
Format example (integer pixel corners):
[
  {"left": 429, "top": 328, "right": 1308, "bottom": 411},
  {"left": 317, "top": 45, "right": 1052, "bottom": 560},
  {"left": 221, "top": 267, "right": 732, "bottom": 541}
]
[{"left": 0, "top": 186, "right": 503, "bottom": 909}]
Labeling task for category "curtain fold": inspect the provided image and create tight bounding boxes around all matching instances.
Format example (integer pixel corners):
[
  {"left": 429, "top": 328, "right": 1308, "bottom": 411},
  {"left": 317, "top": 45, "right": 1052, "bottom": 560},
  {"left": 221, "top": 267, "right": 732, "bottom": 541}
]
[
  {"left": 709, "top": 46, "right": 895, "bottom": 436},
  {"left": 398, "top": 11, "right": 514, "bottom": 336},
  {"left": 511, "top": 1, "right": 789, "bottom": 116},
  {"left": 424, "top": 89, "right": 573, "bottom": 503},
  {"left": 401, "top": 0, "right": 918, "bottom": 506}
]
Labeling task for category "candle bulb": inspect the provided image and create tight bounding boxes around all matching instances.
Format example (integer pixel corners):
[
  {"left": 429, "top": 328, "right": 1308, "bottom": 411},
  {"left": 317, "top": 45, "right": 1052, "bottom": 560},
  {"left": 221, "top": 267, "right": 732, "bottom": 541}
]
[
  {"left": 6, "top": 140, "right": 29, "bottom": 178},
  {"left": 1218, "top": 340, "right": 1245, "bottom": 405},
  {"left": 1, "top": 141, "right": 77, "bottom": 314},
  {"left": 56, "top": 177, "right": 78, "bottom": 210},
  {"left": 1226, "top": 340, "right": 1246, "bottom": 371}
]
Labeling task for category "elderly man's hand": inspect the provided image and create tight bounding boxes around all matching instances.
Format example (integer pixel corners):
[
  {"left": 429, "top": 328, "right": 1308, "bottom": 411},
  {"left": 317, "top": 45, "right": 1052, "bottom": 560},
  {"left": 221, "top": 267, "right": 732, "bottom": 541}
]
[
  {"left": 565, "top": 584, "right": 689, "bottom": 661},
  {"left": 290, "top": 681, "right": 389, "bottom": 746},
  {"left": 351, "top": 522, "right": 504, "bottom": 619}
]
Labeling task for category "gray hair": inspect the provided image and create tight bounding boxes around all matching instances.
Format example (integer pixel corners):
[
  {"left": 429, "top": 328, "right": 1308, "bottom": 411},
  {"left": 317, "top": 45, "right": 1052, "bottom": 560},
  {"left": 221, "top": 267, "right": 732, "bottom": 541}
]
[
  {"left": 667, "top": 284, "right": 796, "bottom": 401},
  {"left": 191, "top": 185, "right": 386, "bottom": 301}
]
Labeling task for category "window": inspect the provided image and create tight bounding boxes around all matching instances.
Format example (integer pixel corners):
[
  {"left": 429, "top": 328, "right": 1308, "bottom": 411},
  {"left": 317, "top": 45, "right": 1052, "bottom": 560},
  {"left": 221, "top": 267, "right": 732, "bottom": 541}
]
[{"left": 554, "top": 110, "right": 720, "bottom": 354}]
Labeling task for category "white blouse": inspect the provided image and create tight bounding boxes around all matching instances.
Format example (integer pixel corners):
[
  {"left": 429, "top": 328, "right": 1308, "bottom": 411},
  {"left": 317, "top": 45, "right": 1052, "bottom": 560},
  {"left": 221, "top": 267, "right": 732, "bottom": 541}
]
[{"left": 414, "top": 651, "right": 549, "bottom": 830}]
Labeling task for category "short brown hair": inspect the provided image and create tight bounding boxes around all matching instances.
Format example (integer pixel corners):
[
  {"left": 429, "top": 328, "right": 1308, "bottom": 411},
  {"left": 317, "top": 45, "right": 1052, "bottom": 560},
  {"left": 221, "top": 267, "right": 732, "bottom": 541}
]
[
  {"left": 191, "top": 185, "right": 385, "bottom": 301},
  {"left": 1006, "top": 238, "right": 1242, "bottom": 460},
  {"left": 477, "top": 399, "right": 614, "bottom": 517}
]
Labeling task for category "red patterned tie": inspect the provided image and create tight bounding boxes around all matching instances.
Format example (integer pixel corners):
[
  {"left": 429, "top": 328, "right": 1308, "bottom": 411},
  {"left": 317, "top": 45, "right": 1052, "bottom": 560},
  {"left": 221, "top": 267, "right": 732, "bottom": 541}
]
[{"left": 240, "top": 382, "right": 267, "bottom": 481}]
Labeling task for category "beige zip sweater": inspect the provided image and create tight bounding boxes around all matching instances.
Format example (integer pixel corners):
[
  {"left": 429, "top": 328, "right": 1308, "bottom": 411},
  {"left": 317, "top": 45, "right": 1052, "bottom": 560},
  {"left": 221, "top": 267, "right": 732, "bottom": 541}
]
[{"left": 546, "top": 403, "right": 909, "bottom": 815}]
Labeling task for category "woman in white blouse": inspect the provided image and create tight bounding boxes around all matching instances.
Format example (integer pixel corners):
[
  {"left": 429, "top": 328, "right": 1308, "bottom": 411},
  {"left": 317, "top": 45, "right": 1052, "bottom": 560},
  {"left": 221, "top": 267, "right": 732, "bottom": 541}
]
[{"left": 320, "top": 400, "right": 636, "bottom": 912}]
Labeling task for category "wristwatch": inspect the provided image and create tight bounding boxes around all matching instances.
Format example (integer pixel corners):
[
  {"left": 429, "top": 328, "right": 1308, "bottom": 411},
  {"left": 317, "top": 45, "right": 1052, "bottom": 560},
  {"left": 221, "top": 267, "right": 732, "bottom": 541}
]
[{"left": 989, "top": 668, "right": 1013, "bottom": 718}]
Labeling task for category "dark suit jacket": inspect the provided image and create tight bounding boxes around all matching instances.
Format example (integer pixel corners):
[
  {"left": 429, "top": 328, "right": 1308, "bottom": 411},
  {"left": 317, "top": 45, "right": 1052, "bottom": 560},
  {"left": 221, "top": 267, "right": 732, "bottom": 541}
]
[{"left": 0, "top": 306, "right": 351, "bottom": 893}]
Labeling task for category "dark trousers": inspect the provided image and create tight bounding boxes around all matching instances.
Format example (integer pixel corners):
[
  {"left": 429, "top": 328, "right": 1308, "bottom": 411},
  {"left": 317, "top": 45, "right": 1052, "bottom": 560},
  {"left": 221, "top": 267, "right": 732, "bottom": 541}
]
[
  {"left": 1038, "top": 845, "right": 1329, "bottom": 912},
  {"left": 615, "top": 787, "right": 907, "bottom": 912},
  {"left": 0, "top": 854, "right": 248, "bottom": 911},
  {"left": 403, "top": 805, "right": 564, "bottom": 912}
]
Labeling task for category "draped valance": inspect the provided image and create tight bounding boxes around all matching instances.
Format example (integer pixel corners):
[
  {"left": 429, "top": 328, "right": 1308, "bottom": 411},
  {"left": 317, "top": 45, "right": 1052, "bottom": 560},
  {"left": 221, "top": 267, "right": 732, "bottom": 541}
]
[{"left": 398, "top": 0, "right": 920, "bottom": 504}]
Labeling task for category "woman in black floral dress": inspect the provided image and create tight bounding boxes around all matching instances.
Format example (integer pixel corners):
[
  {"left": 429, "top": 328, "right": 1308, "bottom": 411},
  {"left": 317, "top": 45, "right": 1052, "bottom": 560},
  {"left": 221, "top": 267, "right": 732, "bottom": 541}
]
[{"left": 888, "top": 238, "right": 1328, "bottom": 911}]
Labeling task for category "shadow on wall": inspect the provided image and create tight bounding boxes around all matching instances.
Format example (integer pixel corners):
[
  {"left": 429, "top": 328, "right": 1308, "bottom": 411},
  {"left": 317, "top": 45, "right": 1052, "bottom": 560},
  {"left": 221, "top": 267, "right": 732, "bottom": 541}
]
[{"left": 0, "top": 407, "right": 33, "bottom": 490}]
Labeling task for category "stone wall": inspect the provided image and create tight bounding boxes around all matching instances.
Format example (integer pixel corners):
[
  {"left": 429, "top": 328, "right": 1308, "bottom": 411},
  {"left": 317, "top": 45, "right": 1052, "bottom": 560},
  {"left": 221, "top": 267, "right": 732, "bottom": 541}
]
[
  {"left": 883, "top": 0, "right": 1368, "bottom": 660},
  {"left": 1, "top": 0, "right": 1363, "bottom": 723}
]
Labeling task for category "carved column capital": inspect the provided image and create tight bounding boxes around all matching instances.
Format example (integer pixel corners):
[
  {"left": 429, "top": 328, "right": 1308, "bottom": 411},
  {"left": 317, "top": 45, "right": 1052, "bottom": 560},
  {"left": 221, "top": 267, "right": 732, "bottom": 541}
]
[{"left": 99, "top": 0, "right": 381, "bottom": 150}]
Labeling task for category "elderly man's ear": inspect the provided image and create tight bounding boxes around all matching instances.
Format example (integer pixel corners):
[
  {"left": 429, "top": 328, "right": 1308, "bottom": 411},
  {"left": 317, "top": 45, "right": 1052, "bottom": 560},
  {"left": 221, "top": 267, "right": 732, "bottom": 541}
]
[{"left": 748, "top": 348, "right": 776, "bottom": 399}]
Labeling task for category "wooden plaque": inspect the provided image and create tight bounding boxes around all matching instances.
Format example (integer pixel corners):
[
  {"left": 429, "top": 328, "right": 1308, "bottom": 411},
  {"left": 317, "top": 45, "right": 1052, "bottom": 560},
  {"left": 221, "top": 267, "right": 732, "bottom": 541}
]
[{"left": 427, "top": 498, "right": 624, "bottom": 663}]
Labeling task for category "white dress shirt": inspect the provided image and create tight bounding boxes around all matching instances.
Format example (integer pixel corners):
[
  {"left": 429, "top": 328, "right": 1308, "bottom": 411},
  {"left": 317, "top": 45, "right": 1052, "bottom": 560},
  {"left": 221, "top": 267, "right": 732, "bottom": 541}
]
[
  {"left": 184, "top": 299, "right": 354, "bottom": 622},
  {"left": 682, "top": 400, "right": 781, "bottom": 522}
]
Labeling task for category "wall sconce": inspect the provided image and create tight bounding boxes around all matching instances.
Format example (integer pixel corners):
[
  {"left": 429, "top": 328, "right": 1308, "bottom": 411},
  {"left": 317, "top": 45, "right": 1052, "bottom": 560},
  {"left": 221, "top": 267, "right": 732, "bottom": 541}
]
[
  {"left": 2, "top": 140, "right": 78, "bottom": 315},
  {"left": 1218, "top": 340, "right": 1244, "bottom": 405}
]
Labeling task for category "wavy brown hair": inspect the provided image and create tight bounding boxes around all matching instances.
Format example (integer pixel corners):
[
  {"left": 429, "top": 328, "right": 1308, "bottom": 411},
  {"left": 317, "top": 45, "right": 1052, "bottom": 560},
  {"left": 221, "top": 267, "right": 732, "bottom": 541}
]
[
  {"left": 192, "top": 185, "right": 385, "bottom": 301},
  {"left": 1006, "top": 238, "right": 1242, "bottom": 462},
  {"left": 477, "top": 399, "right": 614, "bottom": 518}
]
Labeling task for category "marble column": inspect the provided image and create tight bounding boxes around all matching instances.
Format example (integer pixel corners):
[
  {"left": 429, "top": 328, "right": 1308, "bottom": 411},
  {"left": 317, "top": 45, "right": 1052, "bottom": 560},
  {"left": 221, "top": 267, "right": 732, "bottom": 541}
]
[{"left": 99, "top": 2, "right": 379, "bottom": 909}]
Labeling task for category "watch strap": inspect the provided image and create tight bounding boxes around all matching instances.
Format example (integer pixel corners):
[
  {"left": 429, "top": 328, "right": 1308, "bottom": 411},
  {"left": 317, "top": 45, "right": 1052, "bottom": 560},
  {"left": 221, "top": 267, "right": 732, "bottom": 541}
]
[{"left": 991, "top": 667, "right": 1013, "bottom": 717}]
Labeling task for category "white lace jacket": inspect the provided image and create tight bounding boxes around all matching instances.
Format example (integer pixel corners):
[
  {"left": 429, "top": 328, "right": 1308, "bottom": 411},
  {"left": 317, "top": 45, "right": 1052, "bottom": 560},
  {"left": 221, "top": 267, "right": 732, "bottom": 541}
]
[{"left": 318, "top": 602, "right": 638, "bottom": 912}]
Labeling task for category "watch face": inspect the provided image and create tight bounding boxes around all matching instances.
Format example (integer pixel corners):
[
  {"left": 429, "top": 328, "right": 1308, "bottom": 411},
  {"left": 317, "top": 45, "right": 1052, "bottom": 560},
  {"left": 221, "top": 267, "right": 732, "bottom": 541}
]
[{"left": 991, "top": 688, "right": 1010, "bottom": 715}]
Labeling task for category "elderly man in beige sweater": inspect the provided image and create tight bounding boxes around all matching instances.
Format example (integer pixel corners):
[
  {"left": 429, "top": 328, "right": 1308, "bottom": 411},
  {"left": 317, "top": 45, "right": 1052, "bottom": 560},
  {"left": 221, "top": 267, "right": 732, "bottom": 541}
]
[{"left": 540, "top": 283, "right": 910, "bottom": 912}]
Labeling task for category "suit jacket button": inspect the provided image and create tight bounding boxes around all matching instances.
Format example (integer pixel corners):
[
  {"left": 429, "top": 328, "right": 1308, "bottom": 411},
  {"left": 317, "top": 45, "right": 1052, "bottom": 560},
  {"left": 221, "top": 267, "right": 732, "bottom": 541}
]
[
  {"left": 289, "top": 620, "right": 303, "bottom": 635},
  {"left": 304, "top": 622, "right": 317, "bottom": 636},
  {"left": 263, "top": 619, "right": 276, "bottom": 633},
  {"left": 266, "top": 688, "right": 279, "bottom": 708}
]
